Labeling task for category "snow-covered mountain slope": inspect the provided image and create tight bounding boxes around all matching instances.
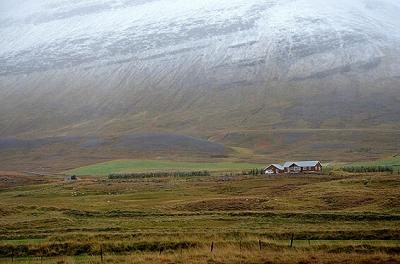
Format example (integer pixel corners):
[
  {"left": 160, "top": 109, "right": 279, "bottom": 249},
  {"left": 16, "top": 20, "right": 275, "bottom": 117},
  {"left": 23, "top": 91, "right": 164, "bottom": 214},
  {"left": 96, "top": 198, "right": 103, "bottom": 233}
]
[{"left": 0, "top": 0, "right": 400, "bottom": 137}]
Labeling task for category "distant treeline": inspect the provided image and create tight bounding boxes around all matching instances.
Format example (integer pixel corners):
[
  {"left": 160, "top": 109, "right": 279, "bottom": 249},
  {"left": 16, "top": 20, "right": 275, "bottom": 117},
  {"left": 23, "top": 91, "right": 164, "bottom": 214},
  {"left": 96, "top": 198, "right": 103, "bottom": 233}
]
[
  {"left": 109, "top": 171, "right": 211, "bottom": 179},
  {"left": 342, "top": 166, "right": 393, "bottom": 173},
  {"left": 242, "top": 168, "right": 265, "bottom": 176}
]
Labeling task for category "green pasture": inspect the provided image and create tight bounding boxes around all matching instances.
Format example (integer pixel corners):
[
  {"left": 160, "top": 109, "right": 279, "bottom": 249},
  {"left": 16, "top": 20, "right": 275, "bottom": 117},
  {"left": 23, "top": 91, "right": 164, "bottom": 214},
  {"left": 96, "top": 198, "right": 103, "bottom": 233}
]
[
  {"left": 346, "top": 156, "right": 400, "bottom": 169},
  {"left": 66, "top": 159, "right": 264, "bottom": 176}
]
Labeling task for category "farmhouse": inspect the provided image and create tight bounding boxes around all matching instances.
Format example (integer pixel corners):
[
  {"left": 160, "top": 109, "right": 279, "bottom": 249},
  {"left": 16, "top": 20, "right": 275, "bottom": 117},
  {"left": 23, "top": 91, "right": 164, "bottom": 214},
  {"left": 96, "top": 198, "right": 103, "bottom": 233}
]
[
  {"left": 264, "top": 161, "right": 322, "bottom": 174},
  {"left": 264, "top": 164, "right": 285, "bottom": 174}
]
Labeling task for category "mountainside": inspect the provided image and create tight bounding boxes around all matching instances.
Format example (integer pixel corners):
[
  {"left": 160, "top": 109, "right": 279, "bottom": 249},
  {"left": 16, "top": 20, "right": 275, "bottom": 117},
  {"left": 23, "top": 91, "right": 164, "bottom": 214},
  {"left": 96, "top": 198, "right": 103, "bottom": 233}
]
[
  {"left": 0, "top": 0, "right": 400, "bottom": 168},
  {"left": 1, "top": 0, "right": 400, "bottom": 136}
]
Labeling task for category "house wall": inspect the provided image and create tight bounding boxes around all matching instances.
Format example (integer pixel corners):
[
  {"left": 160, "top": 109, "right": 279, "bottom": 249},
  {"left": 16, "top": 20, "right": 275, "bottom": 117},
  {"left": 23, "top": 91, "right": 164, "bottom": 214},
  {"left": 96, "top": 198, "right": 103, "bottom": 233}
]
[
  {"left": 302, "top": 164, "right": 322, "bottom": 172},
  {"left": 287, "top": 165, "right": 301, "bottom": 173},
  {"left": 265, "top": 166, "right": 278, "bottom": 174},
  {"left": 265, "top": 165, "right": 284, "bottom": 174}
]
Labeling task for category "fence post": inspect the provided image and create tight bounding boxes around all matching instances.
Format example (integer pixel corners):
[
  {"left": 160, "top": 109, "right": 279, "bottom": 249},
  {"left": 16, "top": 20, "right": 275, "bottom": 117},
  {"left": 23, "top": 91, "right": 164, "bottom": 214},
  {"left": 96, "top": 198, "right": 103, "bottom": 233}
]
[
  {"left": 239, "top": 240, "right": 243, "bottom": 264},
  {"left": 259, "top": 239, "right": 262, "bottom": 251},
  {"left": 290, "top": 233, "right": 294, "bottom": 247},
  {"left": 210, "top": 242, "right": 214, "bottom": 252},
  {"left": 40, "top": 245, "right": 44, "bottom": 264},
  {"left": 100, "top": 244, "right": 103, "bottom": 262}
]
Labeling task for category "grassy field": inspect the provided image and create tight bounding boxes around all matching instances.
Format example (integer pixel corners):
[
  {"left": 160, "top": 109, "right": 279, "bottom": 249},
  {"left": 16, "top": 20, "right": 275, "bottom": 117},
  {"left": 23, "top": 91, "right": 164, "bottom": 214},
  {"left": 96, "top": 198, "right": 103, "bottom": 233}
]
[
  {"left": 66, "top": 159, "right": 264, "bottom": 176},
  {"left": 346, "top": 155, "right": 400, "bottom": 170},
  {"left": 1, "top": 167, "right": 400, "bottom": 263},
  {"left": 66, "top": 156, "right": 400, "bottom": 177}
]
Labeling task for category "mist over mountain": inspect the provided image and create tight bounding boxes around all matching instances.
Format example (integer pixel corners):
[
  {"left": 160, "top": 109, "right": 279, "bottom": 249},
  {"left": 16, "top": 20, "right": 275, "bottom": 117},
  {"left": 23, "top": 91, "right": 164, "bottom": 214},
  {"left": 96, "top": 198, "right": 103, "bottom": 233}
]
[{"left": 0, "top": 0, "right": 400, "bottom": 165}]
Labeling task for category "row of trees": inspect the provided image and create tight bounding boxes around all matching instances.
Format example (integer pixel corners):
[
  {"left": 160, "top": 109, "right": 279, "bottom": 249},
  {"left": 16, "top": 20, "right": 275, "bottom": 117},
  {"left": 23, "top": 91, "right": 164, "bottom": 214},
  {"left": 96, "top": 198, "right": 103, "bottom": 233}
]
[
  {"left": 242, "top": 168, "right": 265, "bottom": 176},
  {"left": 342, "top": 166, "right": 394, "bottom": 173},
  {"left": 109, "top": 170, "right": 211, "bottom": 179},
  {"left": 108, "top": 166, "right": 396, "bottom": 179}
]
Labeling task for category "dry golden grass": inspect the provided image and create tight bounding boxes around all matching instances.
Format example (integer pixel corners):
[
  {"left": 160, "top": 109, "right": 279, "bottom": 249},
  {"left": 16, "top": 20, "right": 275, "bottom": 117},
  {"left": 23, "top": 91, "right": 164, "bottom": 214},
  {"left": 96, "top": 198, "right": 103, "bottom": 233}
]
[
  {"left": 4, "top": 247, "right": 400, "bottom": 264},
  {"left": 0, "top": 171, "right": 399, "bottom": 263}
]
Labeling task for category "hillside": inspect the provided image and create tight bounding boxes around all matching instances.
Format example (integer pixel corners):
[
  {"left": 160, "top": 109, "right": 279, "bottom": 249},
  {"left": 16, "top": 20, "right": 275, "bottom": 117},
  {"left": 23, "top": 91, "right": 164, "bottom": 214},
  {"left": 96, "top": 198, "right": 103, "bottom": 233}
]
[{"left": 1, "top": 0, "right": 400, "bottom": 170}]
